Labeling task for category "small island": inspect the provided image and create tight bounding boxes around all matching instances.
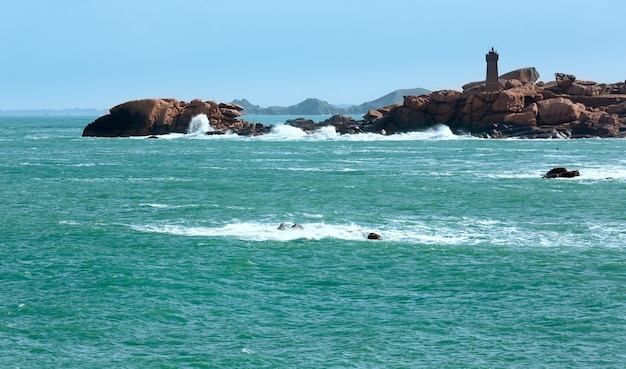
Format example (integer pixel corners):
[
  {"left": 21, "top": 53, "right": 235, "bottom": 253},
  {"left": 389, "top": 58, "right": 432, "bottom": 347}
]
[{"left": 82, "top": 49, "right": 626, "bottom": 139}]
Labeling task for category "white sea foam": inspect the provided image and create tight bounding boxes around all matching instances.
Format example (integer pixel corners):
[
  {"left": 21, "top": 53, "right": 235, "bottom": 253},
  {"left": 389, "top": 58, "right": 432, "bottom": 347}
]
[
  {"left": 59, "top": 220, "right": 79, "bottom": 225},
  {"left": 187, "top": 114, "right": 214, "bottom": 135},
  {"left": 140, "top": 203, "right": 170, "bottom": 209},
  {"left": 576, "top": 167, "right": 626, "bottom": 180},
  {"left": 130, "top": 217, "right": 619, "bottom": 248},
  {"left": 131, "top": 219, "right": 495, "bottom": 245},
  {"left": 153, "top": 122, "right": 466, "bottom": 141},
  {"left": 264, "top": 124, "right": 308, "bottom": 139},
  {"left": 481, "top": 165, "right": 626, "bottom": 180},
  {"left": 257, "top": 124, "right": 462, "bottom": 142},
  {"left": 132, "top": 221, "right": 377, "bottom": 242}
]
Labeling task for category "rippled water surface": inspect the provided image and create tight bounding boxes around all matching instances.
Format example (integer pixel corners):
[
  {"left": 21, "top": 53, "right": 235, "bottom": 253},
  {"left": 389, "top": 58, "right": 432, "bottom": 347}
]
[{"left": 2, "top": 116, "right": 626, "bottom": 367}]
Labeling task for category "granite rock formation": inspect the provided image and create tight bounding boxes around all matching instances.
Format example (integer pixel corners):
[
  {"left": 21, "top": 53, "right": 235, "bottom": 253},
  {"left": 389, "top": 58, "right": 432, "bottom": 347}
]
[
  {"left": 82, "top": 98, "right": 270, "bottom": 137},
  {"left": 83, "top": 67, "right": 626, "bottom": 139},
  {"left": 361, "top": 68, "right": 626, "bottom": 138}
]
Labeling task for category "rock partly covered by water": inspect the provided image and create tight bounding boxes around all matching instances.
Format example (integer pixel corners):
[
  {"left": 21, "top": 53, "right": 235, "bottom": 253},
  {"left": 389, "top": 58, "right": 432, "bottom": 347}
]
[{"left": 82, "top": 98, "right": 270, "bottom": 137}]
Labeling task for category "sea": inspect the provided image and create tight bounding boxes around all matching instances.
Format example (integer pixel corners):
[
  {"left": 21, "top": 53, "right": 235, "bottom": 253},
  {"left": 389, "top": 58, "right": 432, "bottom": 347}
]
[{"left": 2, "top": 115, "right": 626, "bottom": 368}]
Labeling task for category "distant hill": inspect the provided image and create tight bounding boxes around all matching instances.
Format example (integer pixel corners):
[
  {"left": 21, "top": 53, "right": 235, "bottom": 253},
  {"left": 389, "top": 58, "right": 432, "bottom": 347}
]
[
  {"left": 232, "top": 88, "right": 430, "bottom": 115},
  {"left": 233, "top": 98, "right": 341, "bottom": 115},
  {"left": 353, "top": 88, "right": 430, "bottom": 112}
]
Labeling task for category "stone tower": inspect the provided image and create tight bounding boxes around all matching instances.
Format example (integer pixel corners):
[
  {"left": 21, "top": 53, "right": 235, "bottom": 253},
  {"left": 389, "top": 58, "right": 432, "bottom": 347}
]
[{"left": 485, "top": 47, "right": 499, "bottom": 91}]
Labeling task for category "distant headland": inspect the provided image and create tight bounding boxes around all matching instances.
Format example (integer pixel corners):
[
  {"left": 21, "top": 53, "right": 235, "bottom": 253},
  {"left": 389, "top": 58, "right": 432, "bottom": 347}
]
[
  {"left": 231, "top": 88, "right": 430, "bottom": 115},
  {"left": 83, "top": 49, "right": 626, "bottom": 139}
]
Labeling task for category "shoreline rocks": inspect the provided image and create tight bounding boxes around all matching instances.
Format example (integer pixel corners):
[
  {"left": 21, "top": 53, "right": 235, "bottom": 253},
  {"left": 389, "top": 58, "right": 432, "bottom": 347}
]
[
  {"left": 82, "top": 68, "right": 626, "bottom": 139},
  {"left": 358, "top": 69, "right": 626, "bottom": 139},
  {"left": 82, "top": 98, "right": 270, "bottom": 137}
]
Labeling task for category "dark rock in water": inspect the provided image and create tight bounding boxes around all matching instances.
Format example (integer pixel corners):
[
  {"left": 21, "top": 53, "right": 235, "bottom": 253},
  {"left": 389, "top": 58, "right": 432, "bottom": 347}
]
[
  {"left": 278, "top": 222, "right": 303, "bottom": 230},
  {"left": 543, "top": 167, "right": 580, "bottom": 178},
  {"left": 285, "top": 118, "right": 317, "bottom": 132},
  {"left": 367, "top": 232, "right": 383, "bottom": 240}
]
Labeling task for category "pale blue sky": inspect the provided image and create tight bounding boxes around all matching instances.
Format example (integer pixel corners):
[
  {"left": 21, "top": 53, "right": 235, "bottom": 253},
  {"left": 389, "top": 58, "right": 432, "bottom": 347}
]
[{"left": 1, "top": 0, "right": 624, "bottom": 109}]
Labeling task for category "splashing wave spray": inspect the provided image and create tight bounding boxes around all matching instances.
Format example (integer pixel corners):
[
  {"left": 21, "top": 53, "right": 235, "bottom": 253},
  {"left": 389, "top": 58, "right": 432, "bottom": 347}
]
[{"left": 187, "top": 114, "right": 214, "bottom": 134}]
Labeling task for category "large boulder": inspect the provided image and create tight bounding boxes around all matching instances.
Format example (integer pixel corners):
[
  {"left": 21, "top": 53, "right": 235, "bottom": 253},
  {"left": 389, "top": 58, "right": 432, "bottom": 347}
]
[
  {"left": 499, "top": 67, "right": 540, "bottom": 83},
  {"left": 555, "top": 73, "right": 577, "bottom": 88},
  {"left": 607, "top": 102, "right": 626, "bottom": 114},
  {"left": 383, "top": 107, "right": 431, "bottom": 133},
  {"left": 543, "top": 167, "right": 580, "bottom": 178},
  {"left": 462, "top": 93, "right": 492, "bottom": 122},
  {"left": 429, "top": 89, "right": 463, "bottom": 103},
  {"left": 84, "top": 99, "right": 180, "bottom": 137},
  {"left": 490, "top": 90, "right": 526, "bottom": 113},
  {"left": 537, "top": 97, "right": 581, "bottom": 125},
  {"left": 404, "top": 95, "right": 429, "bottom": 111},
  {"left": 463, "top": 68, "right": 540, "bottom": 93},
  {"left": 427, "top": 101, "right": 459, "bottom": 124},
  {"left": 572, "top": 111, "right": 621, "bottom": 137},
  {"left": 364, "top": 109, "right": 384, "bottom": 120},
  {"left": 218, "top": 102, "right": 244, "bottom": 111},
  {"left": 564, "top": 83, "right": 601, "bottom": 96},
  {"left": 503, "top": 111, "right": 537, "bottom": 127}
]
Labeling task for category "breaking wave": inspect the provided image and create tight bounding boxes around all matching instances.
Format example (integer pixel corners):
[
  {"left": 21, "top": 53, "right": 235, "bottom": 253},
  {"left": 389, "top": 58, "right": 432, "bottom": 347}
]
[
  {"left": 132, "top": 221, "right": 379, "bottom": 242},
  {"left": 129, "top": 216, "right": 625, "bottom": 248},
  {"left": 187, "top": 114, "right": 214, "bottom": 135},
  {"left": 259, "top": 124, "right": 462, "bottom": 141}
]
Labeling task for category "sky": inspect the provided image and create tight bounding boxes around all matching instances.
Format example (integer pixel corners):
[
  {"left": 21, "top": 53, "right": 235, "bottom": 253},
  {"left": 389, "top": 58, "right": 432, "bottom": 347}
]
[{"left": 1, "top": 0, "right": 625, "bottom": 110}]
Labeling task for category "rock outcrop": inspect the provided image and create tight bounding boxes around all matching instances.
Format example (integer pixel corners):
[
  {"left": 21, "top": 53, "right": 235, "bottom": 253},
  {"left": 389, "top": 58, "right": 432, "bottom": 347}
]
[
  {"left": 360, "top": 70, "right": 626, "bottom": 139},
  {"left": 82, "top": 98, "right": 271, "bottom": 137},
  {"left": 285, "top": 115, "right": 364, "bottom": 135},
  {"left": 542, "top": 167, "right": 581, "bottom": 178},
  {"left": 83, "top": 68, "right": 626, "bottom": 139},
  {"left": 367, "top": 232, "right": 383, "bottom": 240}
]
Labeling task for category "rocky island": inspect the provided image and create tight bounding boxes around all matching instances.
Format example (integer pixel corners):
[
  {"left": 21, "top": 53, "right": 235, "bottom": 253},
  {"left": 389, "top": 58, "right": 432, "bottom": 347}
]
[{"left": 83, "top": 50, "right": 626, "bottom": 139}]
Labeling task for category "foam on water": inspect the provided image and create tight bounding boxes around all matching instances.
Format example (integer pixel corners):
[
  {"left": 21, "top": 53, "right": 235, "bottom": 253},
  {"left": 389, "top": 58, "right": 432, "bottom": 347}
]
[
  {"left": 140, "top": 203, "right": 171, "bottom": 209},
  {"left": 258, "top": 124, "right": 462, "bottom": 142},
  {"left": 131, "top": 213, "right": 626, "bottom": 248},
  {"left": 128, "top": 218, "right": 547, "bottom": 246},
  {"left": 132, "top": 221, "right": 378, "bottom": 242},
  {"left": 263, "top": 124, "right": 308, "bottom": 139},
  {"left": 187, "top": 114, "right": 214, "bottom": 135},
  {"left": 151, "top": 122, "right": 465, "bottom": 141},
  {"left": 131, "top": 220, "right": 512, "bottom": 245},
  {"left": 577, "top": 166, "right": 626, "bottom": 180}
]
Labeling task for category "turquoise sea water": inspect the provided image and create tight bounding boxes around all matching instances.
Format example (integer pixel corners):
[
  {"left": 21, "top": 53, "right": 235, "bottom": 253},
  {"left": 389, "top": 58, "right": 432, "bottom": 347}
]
[{"left": 1, "top": 115, "right": 626, "bottom": 368}]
